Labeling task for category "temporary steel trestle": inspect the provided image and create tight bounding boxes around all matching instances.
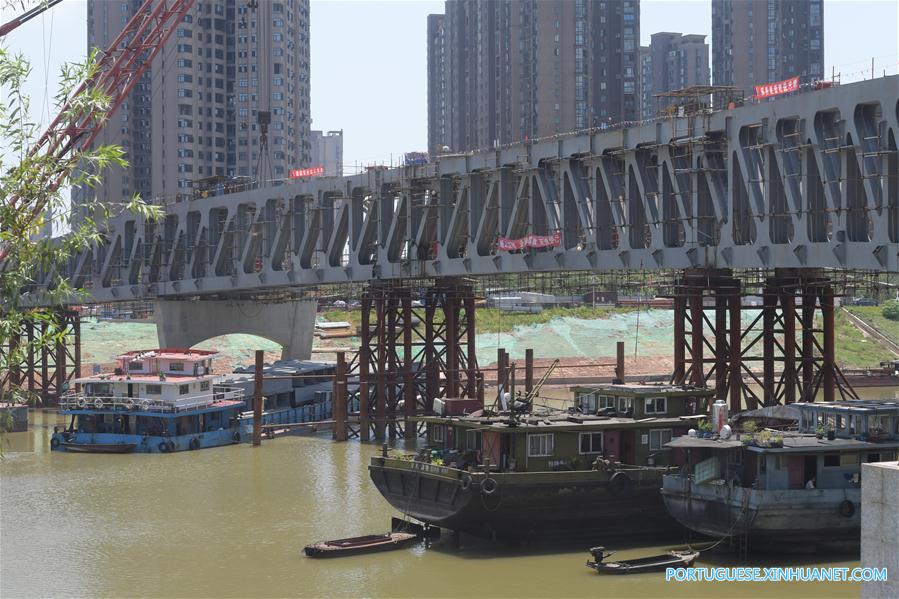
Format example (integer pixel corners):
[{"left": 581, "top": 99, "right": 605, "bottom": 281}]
[
  {"left": 670, "top": 269, "right": 859, "bottom": 411},
  {"left": 1, "top": 309, "right": 81, "bottom": 405},
  {"left": 334, "top": 279, "right": 481, "bottom": 442}
]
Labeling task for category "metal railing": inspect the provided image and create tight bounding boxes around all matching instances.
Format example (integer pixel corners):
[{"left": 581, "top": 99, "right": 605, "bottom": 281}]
[{"left": 59, "top": 386, "right": 245, "bottom": 413}]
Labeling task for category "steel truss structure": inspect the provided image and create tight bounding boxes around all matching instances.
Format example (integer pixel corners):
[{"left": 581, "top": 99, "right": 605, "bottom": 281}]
[
  {"left": 1, "top": 310, "right": 81, "bottom": 405},
  {"left": 669, "top": 269, "right": 859, "bottom": 411},
  {"left": 339, "top": 280, "right": 479, "bottom": 442},
  {"left": 33, "top": 76, "right": 898, "bottom": 305}
]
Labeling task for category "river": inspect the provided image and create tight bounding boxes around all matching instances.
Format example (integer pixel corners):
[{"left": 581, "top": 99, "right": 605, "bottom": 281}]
[{"left": 5, "top": 389, "right": 897, "bottom": 598}]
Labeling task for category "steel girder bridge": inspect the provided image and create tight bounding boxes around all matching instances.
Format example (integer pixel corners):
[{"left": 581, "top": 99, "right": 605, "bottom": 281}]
[{"left": 40, "top": 75, "right": 897, "bottom": 304}]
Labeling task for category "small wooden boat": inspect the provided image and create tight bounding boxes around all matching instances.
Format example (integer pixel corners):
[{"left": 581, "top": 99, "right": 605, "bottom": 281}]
[
  {"left": 304, "top": 532, "right": 419, "bottom": 558},
  {"left": 60, "top": 442, "right": 137, "bottom": 454},
  {"left": 586, "top": 546, "right": 699, "bottom": 574}
]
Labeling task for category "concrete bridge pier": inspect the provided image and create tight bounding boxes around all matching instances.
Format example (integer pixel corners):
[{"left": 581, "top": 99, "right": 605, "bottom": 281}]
[{"left": 154, "top": 298, "right": 317, "bottom": 360}]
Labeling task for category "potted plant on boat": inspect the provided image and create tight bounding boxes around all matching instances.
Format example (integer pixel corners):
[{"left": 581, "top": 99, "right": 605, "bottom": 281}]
[
  {"left": 754, "top": 430, "right": 772, "bottom": 448},
  {"left": 868, "top": 426, "right": 885, "bottom": 442},
  {"left": 698, "top": 419, "right": 714, "bottom": 438},
  {"left": 815, "top": 425, "right": 826, "bottom": 439},
  {"left": 770, "top": 434, "right": 784, "bottom": 448}
]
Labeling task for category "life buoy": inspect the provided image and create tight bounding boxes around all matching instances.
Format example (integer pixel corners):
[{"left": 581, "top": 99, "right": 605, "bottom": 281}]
[
  {"left": 124, "top": 398, "right": 135, "bottom": 410},
  {"left": 50, "top": 437, "right": 61, "bottom": 449},
  {"left": 189, "top": 438, "right": 201, "bottom": 451},
  {"left": 839, "top": 500, "right": 855, "bottom": 518},
  {"left": 460, "top": 474, "right": 472, "bottom": 491},
  {"left": 140, "top": 400, "right": 151, "bottom": 411},
  {"left": 609, "top": 471, "right": 634, "bottom": 496},
  {"left": 481, "top": 477, "right": 498, "bottom": 496},
  {"left": 77, "top": 398, "right": 87, "bottom": 409},
  {"left": 232, "top": 431, "right": 241, "bottom": 443},
  {"left": 93, "top": 398, "right": 104, "bottom": 409},
  {"left": 158, "top": 441, "right": 172, "bottom": 453}
]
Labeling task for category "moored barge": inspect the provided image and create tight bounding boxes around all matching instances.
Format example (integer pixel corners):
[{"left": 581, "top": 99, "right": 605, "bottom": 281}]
[
  {"left": 661, "top": 400, "right": 899, "bottom": 551},
  {"left": 51, "top": 349, "right": 249, "bottom": 453},
  {"left": 369, "top": 383, "right": 713, "bottom": 541}
]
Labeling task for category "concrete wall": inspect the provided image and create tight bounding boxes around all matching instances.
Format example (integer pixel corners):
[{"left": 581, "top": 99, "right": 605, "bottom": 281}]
[
  {"left": 155, "top": 299, "right": 316, "bottom": 361},
  {"left": 862, "top": 460, "right": 899, "bottom": 599}
]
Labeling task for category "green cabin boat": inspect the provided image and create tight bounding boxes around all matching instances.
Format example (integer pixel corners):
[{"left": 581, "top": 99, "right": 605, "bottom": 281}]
[{"left": 369, "top": 383, "right": 714, "bottom": 542}]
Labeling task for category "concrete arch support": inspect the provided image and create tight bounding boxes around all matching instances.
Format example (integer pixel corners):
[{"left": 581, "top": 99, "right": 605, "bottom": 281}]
[{"left": 154, "top": 298, "right": 317, "bottom": 360}]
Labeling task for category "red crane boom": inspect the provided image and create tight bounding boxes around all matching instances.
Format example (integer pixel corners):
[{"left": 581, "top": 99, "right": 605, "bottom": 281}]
[{"left": 1, "top": 0, "right": 195, "bottom": 260}]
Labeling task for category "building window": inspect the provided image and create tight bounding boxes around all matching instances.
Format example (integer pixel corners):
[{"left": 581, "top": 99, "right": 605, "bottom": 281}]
[
  {"left": 577, "top": 392, "right": 596, "bottom": 412},
  {"left": 146, "top": 384, "right": 161, "bottom": 395},
  {"left": 598, "top": 395, "right": 615, "bottom": 410},
  {"left": 823, "top": 454, "right": 840, "bottom": 468},
  {"left": 528, "top": 433, "right": 554, "bottom": 457},
  {"left": 179, "top": 384, "right": 190, "bottom": 395},
  {"left": 617, "top": 397, "right": 632, "bottom": 414},
  {"left": 200, "top": 381, "right": 210, "bottom": 392},
  {"left": 466, "top": 430, "right": 481, "bottom": 451},
  {"left": 649, "top": 429, "right": 672, "bottom": 450},
  {"left": 645, "top": 397, "right": 667, "bottom": 414},
  {"left": 169, "top": 362, "right": 184, "bottom": 372},
  {"left": 128, "top": 361, "right": 143, "bottom": 371},
  {"left": 579, "top": 432, "right": 603, "bottom": 454}
]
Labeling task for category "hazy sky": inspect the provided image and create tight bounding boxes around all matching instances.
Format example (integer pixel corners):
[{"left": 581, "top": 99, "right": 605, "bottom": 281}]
[{"left": 2, "top": 0, "right": 897, "bottom": 175}]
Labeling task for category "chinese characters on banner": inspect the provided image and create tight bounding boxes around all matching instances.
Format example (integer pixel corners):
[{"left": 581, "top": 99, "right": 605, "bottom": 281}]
[
  {"left": 754, "top": 76, "right": 800, "bottom": 99},
  {"left": 496, "top": 230, "right": 561, "bottom": 251},
  {"left": 288, "top": 166, "right": 325, "bottom": 179}
]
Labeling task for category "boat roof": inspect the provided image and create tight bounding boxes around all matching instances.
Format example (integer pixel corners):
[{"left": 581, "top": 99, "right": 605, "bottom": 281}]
[
  {"left": 793, "top": 400, "right": 899, "bottom": 415},
  {"left": 570, "top": 383, "right": 715, "bottom": 397},
  {"left": 74, "top": 373, "right": 220, "bottom": 384},
  {"left": 412, "top": 412, "right": 704, "bottom": 432},
  {"left": 115, "top": 348, "right": 220, "bottom": 362},
  {"left": 667, "top": 432, "right": 899, "bottom": 454}
]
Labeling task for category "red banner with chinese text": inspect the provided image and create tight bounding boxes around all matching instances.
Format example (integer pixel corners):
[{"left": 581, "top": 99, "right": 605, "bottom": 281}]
[
  {"left": 754, "top": 76, "right": 799, "bottom": 99},
  {"left": 288, "top": 166, "right": 325, "bottom": 179},
  {"left": 496, "top": 230, "right": 561, "bottom": 251}
]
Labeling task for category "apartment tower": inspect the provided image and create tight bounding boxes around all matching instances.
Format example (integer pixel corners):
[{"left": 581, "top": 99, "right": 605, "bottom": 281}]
[
  {"left": 712, "top": 0, "right": 823, "bottom": 93},
  {"left": 81, "top": 0, "right": 311, "bottom": 205},
  {"left": 428, "top": 0, "right": 640, "bottom": 155},
  {"left": 640, "top": 32, "right": 710, "bottom": 119}
]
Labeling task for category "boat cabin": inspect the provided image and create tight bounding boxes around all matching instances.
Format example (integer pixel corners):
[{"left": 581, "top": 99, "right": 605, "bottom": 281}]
[
  {"left": 571, "top": 383, "right": 714, "bottom": 419},
  {"left": 667, "top": 400, "right": 899, "bottom": 492},
  {"left": 415, "top": 385, "right": 712, "bottom": 473},
  {"left": 60, "top": 349, "right": 244, "bottom": 439}
]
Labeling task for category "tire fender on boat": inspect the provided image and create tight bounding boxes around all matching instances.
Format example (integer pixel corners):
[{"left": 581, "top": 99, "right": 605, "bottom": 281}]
[
  {"left": 93, "top": 398, "right": 104, "bottom": 409},
  {"left": 140, "top": 400, "right": 151, "bottom": 411},
  {"left": 158, "top": 441, "right": 172, "bottom": 453},
  {"left": 460, "top": 474, "right": 472, "bottom": 491},
  {"left": 124, "top": 398, "right": 135, "bottom": 410},
  {"left": 50, "top": 437, "right": 61, "bottom": 449},
  {"left": 838, "top": 499, "right": 855, "bottom": 518},
  {"left": 481, "top": 477, "right": 499, "bottom": 495},
  {"left": 609, "top": 471, "right": 633, "bottom": 496},
  {"left": 77, "top": 398, "right": 87, "bottom": 409},
  {"left": 189, "top": 438, "right": 201, "bottom": 451}
]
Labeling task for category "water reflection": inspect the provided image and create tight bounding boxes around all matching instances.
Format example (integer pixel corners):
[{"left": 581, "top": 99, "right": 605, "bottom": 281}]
[{"left": 3, "top": 395, "right": 891, "bottom": 598}]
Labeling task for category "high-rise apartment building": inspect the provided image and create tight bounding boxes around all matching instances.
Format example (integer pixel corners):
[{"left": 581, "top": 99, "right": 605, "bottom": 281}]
[
  {"left": 640, "top": 32, "right": 710, "bottom": 119},
  {"left": 310, "top": 130, "right": 343, "bottom": 177},
  {"left": 80, "top": 0, "right": 311, "bottom": 205},
  {"left": 712, "top": 0, "right": 823, "bottom": 93},
  {"left": 427, "top": 0, "right": 640, "bottom": 155}
]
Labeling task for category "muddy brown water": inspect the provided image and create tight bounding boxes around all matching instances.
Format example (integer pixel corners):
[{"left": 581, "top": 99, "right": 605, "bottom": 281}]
[{"left": 7, "top": 387, "right": 897, "bottom": 599}]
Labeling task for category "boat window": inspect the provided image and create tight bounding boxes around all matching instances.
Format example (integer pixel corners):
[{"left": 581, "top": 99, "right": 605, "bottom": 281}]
[
  {"left": 577, "top": 392, "right": 597, "bottom": 412},
  {"left": 146, "top": 384, "right": 161, "bottom": 395},
  {"left": 866, "top": 453, "right": 881, "bottom": 463},
  {"left": 645, "top": 397, "right": 666, "bottom": 414},
  {"left": 169, "top": 362, "right": 185, "bottom": 372},
  {"left": 179, "top": 384, "right": 190, "bottom": 395},
  {"left": 870, "top": 415, "right": 890, "bottom": 434},
  {"left": 465, "top": 430, "right": 482, "bottom": 451},
  {"left": 528, "top": 433, "right": 554, "bottom": 457},
  {"left": 200, "top": 381, "right": 210, "bottom": 392},
  {"left": 823, "top": 454, "right": 840, "bottom": 468},
  {"left": 617, "top": 397, "right": 632, "bottom": 413},
  {"left": 840, "top": 453, "right": 859, "bottom": 467},
  {"left": 598, "top": 395, "right": 615, "bottom": 410},
  {"left": 849, "top": 414, "right": 856, "bottom": 435},
  {"left": 649, "top": 428, "right": 672, "bottom": 450},
  {"left": 579, "top": 432, "right": 603, "bottom": 454},
  {"left": 836, "top": 414, "right": 844, "bottom": 430},
  {"left": 129, "top": 361, "right": 143, "bottom": 371},
  {"left": 431, "top": 424, "right": 446, "bottom": 443}
]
